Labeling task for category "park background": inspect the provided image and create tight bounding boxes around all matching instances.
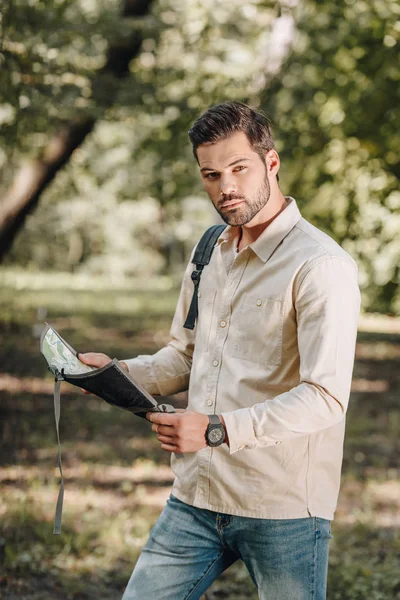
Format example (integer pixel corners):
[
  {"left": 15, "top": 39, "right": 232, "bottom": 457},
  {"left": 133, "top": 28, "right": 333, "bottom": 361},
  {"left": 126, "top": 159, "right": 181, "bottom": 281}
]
[{"left": 0, "top": 0, "right": 399, "bottom": 598}]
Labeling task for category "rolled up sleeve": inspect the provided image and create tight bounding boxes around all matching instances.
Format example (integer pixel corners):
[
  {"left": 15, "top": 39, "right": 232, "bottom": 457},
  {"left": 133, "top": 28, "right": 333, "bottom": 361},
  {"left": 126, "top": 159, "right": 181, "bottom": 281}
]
[{"left": 223, "top": 255, "right": 361, "bottom": 452}]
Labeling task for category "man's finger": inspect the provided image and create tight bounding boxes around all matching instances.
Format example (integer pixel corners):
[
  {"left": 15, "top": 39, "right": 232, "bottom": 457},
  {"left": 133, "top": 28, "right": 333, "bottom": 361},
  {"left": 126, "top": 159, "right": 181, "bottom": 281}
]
[
  {"left": 78, "top": 352, "right": 112, "bottom": 369},
  {"left": 157, "top": 434, "right": 176, "bottom": 444},
  {"left": 146, "top": 412, "right": 179, "bottom": 425},
  {"left": 151, "top": 423, "right": 173, "bottom": 434},
  {"left": 160, "top": 443, "right": 178, "bottom": 453}
]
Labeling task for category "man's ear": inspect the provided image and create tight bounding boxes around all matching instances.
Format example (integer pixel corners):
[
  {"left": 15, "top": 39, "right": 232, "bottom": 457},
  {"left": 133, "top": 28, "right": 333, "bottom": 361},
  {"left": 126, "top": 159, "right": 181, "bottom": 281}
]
[{"left": 265, "top": 149, "right": 280, "bottom": 177}]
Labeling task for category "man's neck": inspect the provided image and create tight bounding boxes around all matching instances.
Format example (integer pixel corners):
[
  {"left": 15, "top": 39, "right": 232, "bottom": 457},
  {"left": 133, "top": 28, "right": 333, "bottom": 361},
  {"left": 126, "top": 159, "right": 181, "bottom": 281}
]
[{"left": 237, "top": 193, "right": 289, "bottom": 250}]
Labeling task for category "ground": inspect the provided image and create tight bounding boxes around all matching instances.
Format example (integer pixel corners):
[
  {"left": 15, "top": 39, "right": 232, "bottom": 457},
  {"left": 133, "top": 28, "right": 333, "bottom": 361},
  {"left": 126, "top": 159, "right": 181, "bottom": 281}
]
[{"left": 1, "top": 273, "right": 400, "bottom": 599}]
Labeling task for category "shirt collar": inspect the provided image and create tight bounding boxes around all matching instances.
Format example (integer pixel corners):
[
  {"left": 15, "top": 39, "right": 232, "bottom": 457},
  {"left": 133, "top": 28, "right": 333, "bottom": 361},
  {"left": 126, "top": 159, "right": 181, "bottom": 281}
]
[{"left": 218, "top": 197, "right": 302, "bottom": 263}]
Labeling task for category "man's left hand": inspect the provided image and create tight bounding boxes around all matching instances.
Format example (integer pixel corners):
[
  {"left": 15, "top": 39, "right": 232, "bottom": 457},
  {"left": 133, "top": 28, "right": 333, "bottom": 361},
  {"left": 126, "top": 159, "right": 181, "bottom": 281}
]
[{"left": 146, "top": 410, "right": 209, "bottom": 453}]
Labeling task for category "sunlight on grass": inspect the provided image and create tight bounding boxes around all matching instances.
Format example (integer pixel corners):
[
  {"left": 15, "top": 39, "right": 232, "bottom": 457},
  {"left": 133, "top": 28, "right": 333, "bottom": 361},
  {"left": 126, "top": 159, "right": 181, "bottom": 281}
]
[
  {"left": 0, "top": 269, "right": 180, "bottom": 332},
  {"left": 1, "top": 478, "right": 170, "bottom": 590},
  {"left": 358, "top": 313, "right": 400, "bottom": 335},
  {"left": 0, "top": 268, "right": 176, "bottom": 292},
  {"left": 337, "top": 476, "right": 400, "bottom": 527},
  {"left": 0, "top": 460, "right": 174, "bottom": 488},
  {"left": 356, "top": 340, "right": 400, "bottom": 360},
  {"left": 1, "top": 279, "right": 400, "bottom": 599}
]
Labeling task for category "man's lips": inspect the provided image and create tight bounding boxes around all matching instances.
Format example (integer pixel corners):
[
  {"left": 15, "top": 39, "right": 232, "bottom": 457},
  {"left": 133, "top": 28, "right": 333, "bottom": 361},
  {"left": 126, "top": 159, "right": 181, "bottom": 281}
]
[{"left": 219, "top": 199, "right": 245, "bottom": 209}]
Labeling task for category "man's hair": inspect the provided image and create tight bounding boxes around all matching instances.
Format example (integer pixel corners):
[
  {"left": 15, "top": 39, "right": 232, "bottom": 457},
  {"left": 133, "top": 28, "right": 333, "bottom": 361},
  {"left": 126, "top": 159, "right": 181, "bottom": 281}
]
[{"left": 188, "top": 101, "right": 276, "bottom": 163}]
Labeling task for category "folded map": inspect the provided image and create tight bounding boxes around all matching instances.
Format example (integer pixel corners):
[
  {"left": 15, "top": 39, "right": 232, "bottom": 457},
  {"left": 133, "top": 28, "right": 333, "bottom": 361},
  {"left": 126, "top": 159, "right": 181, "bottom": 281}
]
[
  {"left": 40, "top": 323, "right": 175, "bottom": 534},
  {"left": 40, "top": 323, "right": 174, "bottom": 415}
]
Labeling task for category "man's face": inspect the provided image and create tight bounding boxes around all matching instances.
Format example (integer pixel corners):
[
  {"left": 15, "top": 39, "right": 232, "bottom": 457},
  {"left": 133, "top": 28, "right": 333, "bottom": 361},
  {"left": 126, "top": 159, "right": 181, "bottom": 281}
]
[{"left": 197, "top": 131, "right": 271, "bottom": 227}]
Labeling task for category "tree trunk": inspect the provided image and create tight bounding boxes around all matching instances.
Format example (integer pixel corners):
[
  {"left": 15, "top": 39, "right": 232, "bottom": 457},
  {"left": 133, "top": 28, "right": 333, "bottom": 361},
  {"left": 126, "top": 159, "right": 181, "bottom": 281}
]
[{"left": 0, "top": 0, "right": 154, "bottom": 261}]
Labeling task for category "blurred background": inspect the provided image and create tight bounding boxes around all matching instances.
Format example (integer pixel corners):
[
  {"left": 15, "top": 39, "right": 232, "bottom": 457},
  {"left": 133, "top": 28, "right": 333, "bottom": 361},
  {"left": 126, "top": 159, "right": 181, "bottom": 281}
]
[{"left": 0, "top": 0, "right": 399, "bottom": 598}]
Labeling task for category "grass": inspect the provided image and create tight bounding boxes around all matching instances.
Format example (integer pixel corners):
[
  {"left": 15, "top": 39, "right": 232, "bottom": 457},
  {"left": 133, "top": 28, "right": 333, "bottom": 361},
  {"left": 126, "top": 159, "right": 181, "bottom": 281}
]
[{"left": 1, "top": 271, "right": 400, "bottom": 599}]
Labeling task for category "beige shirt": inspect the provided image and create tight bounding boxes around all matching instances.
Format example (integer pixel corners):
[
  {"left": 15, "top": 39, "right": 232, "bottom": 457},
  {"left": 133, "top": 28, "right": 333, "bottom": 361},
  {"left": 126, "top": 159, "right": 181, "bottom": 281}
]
[{"left": 125, "top": 198, "right": 360, "bottom": 520}]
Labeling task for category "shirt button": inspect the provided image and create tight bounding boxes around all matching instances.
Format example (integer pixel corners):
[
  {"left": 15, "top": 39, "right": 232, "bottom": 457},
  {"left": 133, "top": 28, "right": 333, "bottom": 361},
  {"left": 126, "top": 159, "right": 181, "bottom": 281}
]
[
  {"left": 220, "top": 320, "right": 227, "bottom": 328},
  {"left": 207, "top": 399, "right": 213, "bottom": 407},
  {"left": 212, "top": 359, "right": 219, "bottom": 367},
  {"left": 275, "top": 441, "right": 281, "bottom": 445},
  {"left": 256, "top": 299, "right": 262, "bottom": 307}
]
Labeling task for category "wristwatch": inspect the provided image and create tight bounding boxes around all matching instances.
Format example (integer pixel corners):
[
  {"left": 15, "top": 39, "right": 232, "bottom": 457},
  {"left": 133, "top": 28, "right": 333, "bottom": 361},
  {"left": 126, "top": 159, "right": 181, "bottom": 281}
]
[{"left": 206, "top": 415, "right": 226, "bottom": 447}]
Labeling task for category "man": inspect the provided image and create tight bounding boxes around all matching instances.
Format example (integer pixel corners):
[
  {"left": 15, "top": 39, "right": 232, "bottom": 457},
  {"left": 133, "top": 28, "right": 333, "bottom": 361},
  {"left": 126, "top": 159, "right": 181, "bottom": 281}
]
[{"left": 80, "top": 102, "right": 360, "bottom": 599}]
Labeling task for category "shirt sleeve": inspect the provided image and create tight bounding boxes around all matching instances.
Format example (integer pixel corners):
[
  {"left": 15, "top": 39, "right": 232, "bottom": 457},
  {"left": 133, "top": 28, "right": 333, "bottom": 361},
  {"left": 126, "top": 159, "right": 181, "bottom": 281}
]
[
  {"left": 121, "top": 252, "right": 197, "bottom": 396},
  {"left": 222, "top": 255, "right": 361, "bottom": 453}
]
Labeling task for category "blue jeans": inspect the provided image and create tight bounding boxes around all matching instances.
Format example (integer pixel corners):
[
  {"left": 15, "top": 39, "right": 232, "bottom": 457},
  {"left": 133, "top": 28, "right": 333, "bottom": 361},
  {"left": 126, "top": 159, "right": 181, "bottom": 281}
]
[{"left": 122, "top": 495, "right": 331, "bottom": 600}]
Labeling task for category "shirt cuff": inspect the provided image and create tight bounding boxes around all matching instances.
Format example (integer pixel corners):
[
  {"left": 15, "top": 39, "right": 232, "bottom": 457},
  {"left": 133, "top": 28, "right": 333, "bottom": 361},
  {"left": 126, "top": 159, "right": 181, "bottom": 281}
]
[{"left": 221, "top": 408, "right": 257, "bottom": 454}]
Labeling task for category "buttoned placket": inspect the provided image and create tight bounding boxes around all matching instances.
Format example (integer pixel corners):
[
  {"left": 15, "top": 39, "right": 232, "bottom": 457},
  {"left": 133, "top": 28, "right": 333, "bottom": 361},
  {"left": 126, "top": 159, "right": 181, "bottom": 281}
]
[
  {"left": 125, "top": 199, "right": 360, "bottom": 520},
  {"left": 194, "top": 243, "right": 250, "bottom": 506}
]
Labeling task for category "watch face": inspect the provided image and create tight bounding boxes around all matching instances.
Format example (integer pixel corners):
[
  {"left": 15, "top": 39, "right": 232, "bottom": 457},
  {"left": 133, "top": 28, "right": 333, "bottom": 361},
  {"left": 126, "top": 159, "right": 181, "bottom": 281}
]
[{"left": 208, "top": 427, "right": 224, "bottom": 444}]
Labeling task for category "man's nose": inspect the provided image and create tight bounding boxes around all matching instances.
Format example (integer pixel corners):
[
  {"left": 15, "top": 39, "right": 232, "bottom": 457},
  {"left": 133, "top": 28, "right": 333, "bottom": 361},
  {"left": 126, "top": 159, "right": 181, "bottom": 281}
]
[{"left": 219, "top": 176, "right": 237, "bottom": 196}]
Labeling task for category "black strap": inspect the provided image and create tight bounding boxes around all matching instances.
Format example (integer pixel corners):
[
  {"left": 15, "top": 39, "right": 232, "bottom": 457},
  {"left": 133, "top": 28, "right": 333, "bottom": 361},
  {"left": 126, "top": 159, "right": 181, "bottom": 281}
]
[{"left": 183, "top": 225, "right": 226, "bottom": 330}]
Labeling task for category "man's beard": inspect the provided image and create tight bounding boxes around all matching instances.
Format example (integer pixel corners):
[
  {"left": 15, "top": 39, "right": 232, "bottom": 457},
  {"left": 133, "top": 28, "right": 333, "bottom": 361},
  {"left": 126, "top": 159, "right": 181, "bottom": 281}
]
[{"left": 214, "top": 176, "right": 271, "bottom": 226}]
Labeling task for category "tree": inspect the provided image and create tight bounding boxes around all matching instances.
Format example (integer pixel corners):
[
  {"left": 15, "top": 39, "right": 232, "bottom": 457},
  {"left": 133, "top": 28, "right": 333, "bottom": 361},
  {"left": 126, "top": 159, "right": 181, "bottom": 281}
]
[
  {"left": 263, "top": 0, "right": 400, "bottom": 313},
  {"left": 0, "top": 0, "right": 154, "bottom": 259},
  {"left": 1, "top": 0, "right": 286, "bottom": 274},
  {"left": 1, "top": 0, "right": 398, "bottom": 312}
]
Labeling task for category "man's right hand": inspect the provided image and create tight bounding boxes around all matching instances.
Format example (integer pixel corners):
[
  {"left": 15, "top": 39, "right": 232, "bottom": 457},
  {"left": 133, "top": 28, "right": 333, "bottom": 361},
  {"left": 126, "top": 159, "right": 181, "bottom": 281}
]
[
  {"left": 77, "top": 353, "right": 129, "bottom": 394},
  {"left": 78, "top": 352, "right": 113, "bottom": 369},
  {"left": 79, "top": 352, "right": 129, "bottom": 373}
]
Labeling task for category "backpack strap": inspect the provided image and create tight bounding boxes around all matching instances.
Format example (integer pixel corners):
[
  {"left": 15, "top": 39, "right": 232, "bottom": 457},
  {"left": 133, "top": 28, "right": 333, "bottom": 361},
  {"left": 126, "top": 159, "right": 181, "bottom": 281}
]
[{"left": 183, "top": 224, "right": 226, "bottom": 330}]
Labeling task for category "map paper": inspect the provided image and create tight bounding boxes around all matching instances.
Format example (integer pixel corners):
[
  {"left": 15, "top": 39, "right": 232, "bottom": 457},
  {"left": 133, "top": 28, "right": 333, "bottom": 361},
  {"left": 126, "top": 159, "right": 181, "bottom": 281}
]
[{"left": 41, "top": 325, "right": 94, "bottom": 375}]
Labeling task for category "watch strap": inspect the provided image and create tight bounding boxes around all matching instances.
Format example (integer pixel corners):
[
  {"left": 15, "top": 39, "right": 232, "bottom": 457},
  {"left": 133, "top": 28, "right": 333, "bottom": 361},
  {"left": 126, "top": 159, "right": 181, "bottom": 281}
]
[
  {"left": 206, "top": 414, "right": 225, "bottom": 447},
  {"left": 208, "top": 414, "right": 221, "bottom": 426}
]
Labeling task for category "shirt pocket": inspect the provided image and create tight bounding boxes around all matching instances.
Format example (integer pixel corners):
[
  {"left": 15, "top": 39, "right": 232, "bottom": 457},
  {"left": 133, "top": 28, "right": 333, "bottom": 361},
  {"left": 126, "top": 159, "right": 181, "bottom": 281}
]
[
  {"left": 231, "top": 294, "right": 283, "bottom": 365},
  {"left": 196, "top": 288, "right": 216, "bottom": 352}
]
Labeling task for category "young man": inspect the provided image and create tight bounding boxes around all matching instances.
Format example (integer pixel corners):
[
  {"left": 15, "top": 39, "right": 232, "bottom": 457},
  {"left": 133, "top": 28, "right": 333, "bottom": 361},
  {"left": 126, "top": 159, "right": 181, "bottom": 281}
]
[{"left": 80, "top": 102, "right": 360, "bottom": 599}]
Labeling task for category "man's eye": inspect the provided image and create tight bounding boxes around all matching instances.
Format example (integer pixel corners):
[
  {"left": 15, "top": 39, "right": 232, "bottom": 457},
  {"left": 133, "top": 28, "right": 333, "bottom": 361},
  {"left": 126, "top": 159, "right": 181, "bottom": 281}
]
[
  {"left": 233, "top": 165, "right": 246, "bottom": 172},
  {"left": 205, "top": 172, "right": 219, "bottom": 180}
]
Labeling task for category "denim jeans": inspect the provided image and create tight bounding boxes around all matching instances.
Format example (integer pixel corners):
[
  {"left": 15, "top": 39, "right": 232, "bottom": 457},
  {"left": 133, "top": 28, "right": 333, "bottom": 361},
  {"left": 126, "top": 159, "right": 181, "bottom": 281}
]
[{"left": 122, "top": 495, "right": 331, "bottom": 600}]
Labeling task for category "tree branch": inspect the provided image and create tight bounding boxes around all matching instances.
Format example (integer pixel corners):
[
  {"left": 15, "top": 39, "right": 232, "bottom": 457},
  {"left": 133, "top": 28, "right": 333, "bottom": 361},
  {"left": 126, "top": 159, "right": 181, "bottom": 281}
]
[{"left": 0, "top": 0, "right": 154, "bottom": 260}]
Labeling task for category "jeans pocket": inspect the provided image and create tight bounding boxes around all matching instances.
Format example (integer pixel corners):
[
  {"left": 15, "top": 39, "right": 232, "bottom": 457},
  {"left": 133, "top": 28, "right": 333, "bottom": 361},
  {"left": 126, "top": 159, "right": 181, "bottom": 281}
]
[{"left": 315, "top": 517, "right": 332, "bottom": 540}]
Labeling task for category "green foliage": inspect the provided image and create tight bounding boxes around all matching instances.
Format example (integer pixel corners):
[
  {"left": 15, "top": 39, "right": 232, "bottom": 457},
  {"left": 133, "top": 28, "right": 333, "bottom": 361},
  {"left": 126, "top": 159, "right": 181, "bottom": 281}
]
[
  {"left": 328, "top": 524, "right": 400, "bottom": 600},
  {"left": 264, "top": 0, "right": 400, "bottom": 313},
  {"left": 0, "top": 0, "right": 122, "bottom": 184},
  {"left": 1, "top": 0, "right": 399, "bottom": 311},
  {"left": 2, "top": 0, "right": 282, "bottom": 277}
]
